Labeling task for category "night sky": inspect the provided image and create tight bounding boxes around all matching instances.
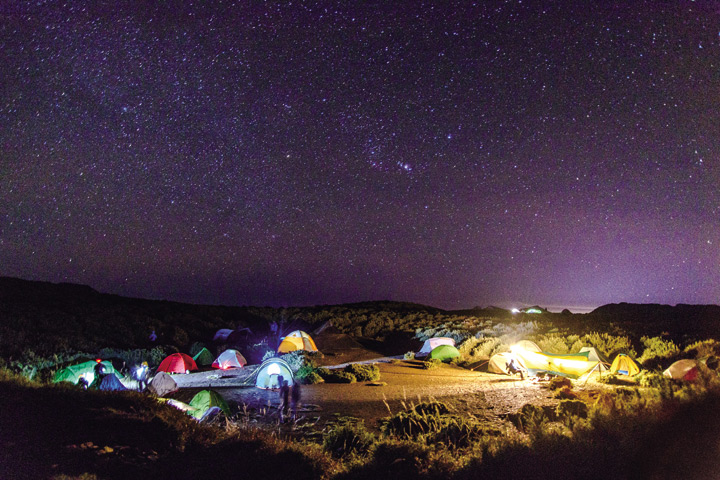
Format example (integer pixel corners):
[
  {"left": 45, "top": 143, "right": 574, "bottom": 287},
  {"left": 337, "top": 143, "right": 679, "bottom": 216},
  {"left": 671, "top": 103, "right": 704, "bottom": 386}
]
[{"left": 2, "top": 1, "right": 719, "bottom": 311}]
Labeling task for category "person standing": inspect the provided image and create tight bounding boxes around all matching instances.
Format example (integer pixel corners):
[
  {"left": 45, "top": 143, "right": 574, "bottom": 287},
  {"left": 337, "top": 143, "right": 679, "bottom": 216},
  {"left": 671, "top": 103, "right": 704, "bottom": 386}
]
[
  {"left": 278, "top": 376, "right": 290, "bottom": 422},
  {"left": 290, "top": 380, "right": 301, "bottom": 420}
]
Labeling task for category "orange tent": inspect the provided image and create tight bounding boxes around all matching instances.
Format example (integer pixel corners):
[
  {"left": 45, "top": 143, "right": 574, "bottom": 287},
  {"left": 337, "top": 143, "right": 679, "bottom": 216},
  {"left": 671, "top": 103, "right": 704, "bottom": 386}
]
[{"left": 278, "top": 330, "right": 318, "bottom": 353}]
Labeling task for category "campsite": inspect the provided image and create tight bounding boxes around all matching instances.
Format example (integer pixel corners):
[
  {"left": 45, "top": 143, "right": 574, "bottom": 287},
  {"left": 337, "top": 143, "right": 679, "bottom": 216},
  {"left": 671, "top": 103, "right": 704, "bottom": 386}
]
[{"left": 2, "top": 278, "right": 720, "bottom": 479}]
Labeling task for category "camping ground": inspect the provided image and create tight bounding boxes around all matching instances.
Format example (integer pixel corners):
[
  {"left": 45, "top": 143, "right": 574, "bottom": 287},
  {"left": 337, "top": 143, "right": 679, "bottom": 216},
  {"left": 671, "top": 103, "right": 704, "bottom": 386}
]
[{"left": 3, "top": 278, "right": 720, "bottom": 479}]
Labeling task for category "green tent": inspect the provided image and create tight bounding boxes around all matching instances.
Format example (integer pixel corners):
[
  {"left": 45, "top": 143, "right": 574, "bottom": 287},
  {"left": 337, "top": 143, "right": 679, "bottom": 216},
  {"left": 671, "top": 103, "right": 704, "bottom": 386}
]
[
  {"left": 193, "top": 347, "right": 214, "bottom": 366},
  {"left": 429, "top": 344, "right": 461, "bottom": 362},
  {"left": 53, "top": 361, "right": 118, "bottom": 385},
  {"left": 188, "top": 390, "right": 231, "bottom": 419}
]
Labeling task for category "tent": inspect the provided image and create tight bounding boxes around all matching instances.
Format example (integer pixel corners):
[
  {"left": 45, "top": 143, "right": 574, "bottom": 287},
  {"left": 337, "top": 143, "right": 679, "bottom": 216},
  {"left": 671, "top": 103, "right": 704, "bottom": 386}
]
[
  {"left": 148, "top": 372, "right": 179, "bottom": 397},
  {"left": 213, "top": 329, "right": 234, "bottom": 343},
  {"left": 189, "top": 390, "right": 231, "bottom": 419},
  {"left": 255, "top": 358, "right": 294, "bottom": 389},
  {"left": 663, "top": 359, "right": 699, "bottom": 381},
  {"left": 418, "top": 337, "right": 456, "bottom": 355},
  {"left": 278, "top": 330, "right": 318, "bottom": 353},
  {"left": 189, "top": 342, "right": 206, "bottom": 357},
  {"left": 98, "top": 374, "right": 128, "bottom": 391},
  {"left": 609, "top": 354, "right": 640, "bottom": 376},
  {"left": 53, "top": 360, "right": 118, "bottom": 386},
  {"left": 429, "top": 344, "right": 461, "bottom": 362},
  {"left": 513, "top": 350, "right": 598, "bottom": 379},
  {"left": 579, "top": 346, "right": 609, "bottom": 371},
  {"left": 193, "top": 347, "right": 215, "bottom": 366},
  {"left": 157, "top": 353, "right": 198, "bottom": 374},
  {"left": 212, "top": 349, "right": 247, "bottom": 370},
  {"left": 488, "top": 352, "right": 515, "bottom": 374},
  {"left": 511, "top": 340, "right": 542, "bottom": 353}
]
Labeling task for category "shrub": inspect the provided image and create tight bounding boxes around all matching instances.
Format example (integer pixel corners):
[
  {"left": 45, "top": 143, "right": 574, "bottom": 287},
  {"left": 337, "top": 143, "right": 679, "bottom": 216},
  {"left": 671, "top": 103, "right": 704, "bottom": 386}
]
[
  {"left": 548, "top": 376, "right": 572, "bottom": 390},
  {"left": 555, "top": 386, "right": 577, "bottom": 399},
  {"left": 323, "top": 421, "right": 376, "bottom": 457},
  {"left": 582, "top": 332, "right": 636, "bottom": 359},
  {"left": 413, "top": 401, "right": 450, "bottom": 416},
  {"left": 404, "top": 351, "right": 416, "bottom": 360},
  {"left": 514, "top": 404, "right": 551, "bottom": 437},
  {"left": 280, "top": 351, "right": 322, "bottom": 372},
  {"left": 536, "top": 335, "right": 569, "bottom": 354},
  {"left": 322, "top": 371, "right": 357, "bottom": 383},
  {"left": 422, "top": 359, "right": 442, "bottom": 370},
  {"left": 555, "top": 399, "right": 588, "bottom": 429},
  {"left": 638, "top": 336, "right": 680, "bottom": 369},
  {"left": 344, "top": 363, "right": 380, "bottom": 382},
  {"left": 684, "top": 339, "right": 720, "bottom": 359}
]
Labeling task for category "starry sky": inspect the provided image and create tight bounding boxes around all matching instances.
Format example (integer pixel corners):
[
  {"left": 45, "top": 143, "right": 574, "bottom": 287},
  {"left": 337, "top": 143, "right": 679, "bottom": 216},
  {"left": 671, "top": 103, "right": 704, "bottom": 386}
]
[{"left": 1, "top": 1, "right": 719, "bottom": 312}]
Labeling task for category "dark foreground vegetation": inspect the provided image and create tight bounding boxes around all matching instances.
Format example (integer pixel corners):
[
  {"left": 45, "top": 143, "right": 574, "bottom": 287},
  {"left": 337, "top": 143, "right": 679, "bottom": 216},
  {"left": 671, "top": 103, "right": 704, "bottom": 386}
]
[{"left": 2, "top": 276, "right": 720, "bottom": 479}]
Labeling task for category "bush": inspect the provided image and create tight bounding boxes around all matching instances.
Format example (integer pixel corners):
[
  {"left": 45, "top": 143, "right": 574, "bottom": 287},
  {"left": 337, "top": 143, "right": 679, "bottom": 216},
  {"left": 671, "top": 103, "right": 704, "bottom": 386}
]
[
  {"left": 515, "top": 404, "right": 551, "bottom": 436},
  {"left": 638, "top": 336, "right": 680, "bottom": 369},
  {"left": 422, "top": 359, "right": 442, "bottom": 370},
  {"left": 322, "top": 370, "right": 357, "bottom": 383},
  {"left": 344, "top": 363, "right": 380, "bottom": 382},
  {"left": 323, "top": 421, "right": 376, "bottom": 457},
  {"left": 280, "top": 351, "right": 323, "bottom": 372},
  {"left": 556, "top": 399, "right": 588, "bottom": 429},
  {"left": 555, "top": 386, "right": 577, "bottom": 399},
  {"left": 582, "top": 332, "right": 636, "bottom": 359},
  {"left": 296, "top": 364, "right": 325, "bottom": 384},
  {"left": 548, "top": 376, "right": 572, "bottom": 390},
  {"left": 404, "top": 351, "right": 416, "bottom": 360}
]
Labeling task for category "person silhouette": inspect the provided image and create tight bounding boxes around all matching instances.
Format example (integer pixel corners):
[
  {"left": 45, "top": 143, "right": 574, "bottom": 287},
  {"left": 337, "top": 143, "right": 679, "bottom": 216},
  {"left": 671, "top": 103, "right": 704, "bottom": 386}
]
[
  {"left": 278, "top": 377, "right": 290, "bottom": 422},
  {"left": 290, "top": 380, "right": 301, "bottom": 420}
]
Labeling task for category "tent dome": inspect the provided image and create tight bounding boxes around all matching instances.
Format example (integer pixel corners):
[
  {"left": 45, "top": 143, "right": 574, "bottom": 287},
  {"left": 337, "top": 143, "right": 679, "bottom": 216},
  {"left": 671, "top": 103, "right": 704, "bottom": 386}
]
[
  {"left": 418, "top": 337, "right": 456, "bottom": 355},
  {"left": 429, "top": 344, "right": 461, "bottom": 362},
  {"left": 157, "top": 353, "right": 198, "bottom": 374},
  {"left": 212, "top": 349, "right": 247, "bottom": 370},
  {"left": 255, "top": 358, "right": 294, "bottom": 389},
  {"left": 278, "top": 330, "right": 318, "bottom": 353},
  {"left": 663, "top": 359, "right": 699, "bottom": 381}
]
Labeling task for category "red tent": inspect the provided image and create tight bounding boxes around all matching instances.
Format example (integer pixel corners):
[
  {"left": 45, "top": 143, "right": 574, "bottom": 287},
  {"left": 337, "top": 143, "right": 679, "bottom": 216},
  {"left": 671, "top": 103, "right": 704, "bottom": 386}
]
[{"left": 157, "top": 353, "right": 198, "bottom": 374}]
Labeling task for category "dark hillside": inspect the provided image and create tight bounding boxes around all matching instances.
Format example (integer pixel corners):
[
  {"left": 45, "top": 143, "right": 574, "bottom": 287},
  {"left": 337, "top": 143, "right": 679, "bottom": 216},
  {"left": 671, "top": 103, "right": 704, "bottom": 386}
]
[
  {"left": 0, "top": 277, "right": 447, "bottom": 358},
  {"left": 587, "top": 303, "right": 720, "bottom": 338}
]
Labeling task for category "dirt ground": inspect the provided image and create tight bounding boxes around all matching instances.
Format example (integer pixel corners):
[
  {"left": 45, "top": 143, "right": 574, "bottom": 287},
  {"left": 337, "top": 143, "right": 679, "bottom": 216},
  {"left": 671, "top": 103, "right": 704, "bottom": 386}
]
[{"left": 219, "top": 360, "right": 567, "bottom": 431}]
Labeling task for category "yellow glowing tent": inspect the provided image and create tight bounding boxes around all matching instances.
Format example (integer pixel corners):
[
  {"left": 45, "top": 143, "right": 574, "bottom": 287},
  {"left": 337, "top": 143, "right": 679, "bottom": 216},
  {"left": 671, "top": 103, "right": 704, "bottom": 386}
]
[
  {"left": 277, "top": 330, "right": 318, "bottom": 353},
  {"left": 609, "top": 354, "right": 640, "bottom": 376},
  {"left": 512, "top": 346, "right": 599, "bottom": 380}
]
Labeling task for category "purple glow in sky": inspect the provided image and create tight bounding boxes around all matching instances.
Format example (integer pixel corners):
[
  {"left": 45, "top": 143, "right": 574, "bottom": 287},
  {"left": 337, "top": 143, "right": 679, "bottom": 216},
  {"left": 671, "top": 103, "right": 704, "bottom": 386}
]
[{"left": 1, "top": 1, "right": 719, "bottom": 310}]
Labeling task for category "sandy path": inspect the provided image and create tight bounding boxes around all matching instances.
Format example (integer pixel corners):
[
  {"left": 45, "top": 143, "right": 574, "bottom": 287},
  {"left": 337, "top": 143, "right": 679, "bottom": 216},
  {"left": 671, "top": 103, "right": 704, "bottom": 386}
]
[{"left": 218, "top": 361, "right": 560, "bottom": 430}]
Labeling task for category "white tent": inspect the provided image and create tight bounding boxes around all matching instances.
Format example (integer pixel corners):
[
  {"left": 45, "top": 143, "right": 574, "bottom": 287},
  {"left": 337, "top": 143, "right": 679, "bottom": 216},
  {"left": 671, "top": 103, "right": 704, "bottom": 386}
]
[
  {"left": 663, "top": 359, "right": 699, "bottom": 381},
  {"left": 418, "top": 337, "right": 456, "bottom": 355},
  {"left": 579, "top": 346, "right": 609, "bottom": 371},
  {"left": 488, "top": 352, "right": 514, "bottom": 374}
]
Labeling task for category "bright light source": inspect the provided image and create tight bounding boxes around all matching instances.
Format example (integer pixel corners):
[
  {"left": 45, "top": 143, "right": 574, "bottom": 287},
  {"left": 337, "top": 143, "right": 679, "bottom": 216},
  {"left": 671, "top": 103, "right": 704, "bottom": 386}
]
[
  {"left": 511, "top": 308, "right": 520, "bottom": 314},
  {"left": 267, "top": 363, "right": 281, "bottom": 375}
]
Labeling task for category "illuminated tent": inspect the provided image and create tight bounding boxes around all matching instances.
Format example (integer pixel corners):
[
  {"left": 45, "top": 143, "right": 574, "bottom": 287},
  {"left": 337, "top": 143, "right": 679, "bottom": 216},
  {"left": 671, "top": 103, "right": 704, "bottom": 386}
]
[
  {"left": 255, "top": 358, "right": 294, "bottom": 389},
  {"left": 148, "top": 372, "right": 178, "bottom": 397},
  {"left": 513, "top": 340, "right": 542, "bottom": 353},
  {"left": 278, "top": 330, "right": 318, "bottom": 353},
  {"left": 488, "top": 352, "right": 515, "bottom": 374},
  {"left": 579, "top": 346, "right": 609, "bottom": 371},
  {"left": 418, "top": 337, "right": 456, "bottom": 355},
  {"left": 157, "top": 353, "right": 198, "bottom": 374},
  {"left": 193, "top": 347, "right": 215, "bottom": 366},
  {"left": 609, "top": 354, "right": 640, "bottom": 376},
  {"left": 188, "top": 390, "right": 231, "bottom": 419},
  {"left": 429, "top": 344, "right": 461, "bottom": 362},
  {"left": 513, "top": 349, "right": 597, "bottom": 379},
  {"left": 53, "top": 360, "right": 118, "bottom": 386},
  {"left": 212, "top": 349, "right": 247, "bottom": 370},
  {"left": 663, "top": 359, "right": 699, "bottom": 381}
]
